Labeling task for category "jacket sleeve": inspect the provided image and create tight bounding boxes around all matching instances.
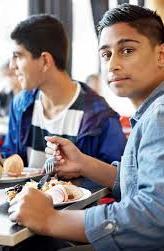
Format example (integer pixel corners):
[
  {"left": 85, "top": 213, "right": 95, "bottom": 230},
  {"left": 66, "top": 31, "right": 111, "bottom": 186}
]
[
  {"left": 77, "top": 116, "right": 126, "bottom": 164},
  {"left": 97, "top": 117, "right": 126, "bottom": 163}
]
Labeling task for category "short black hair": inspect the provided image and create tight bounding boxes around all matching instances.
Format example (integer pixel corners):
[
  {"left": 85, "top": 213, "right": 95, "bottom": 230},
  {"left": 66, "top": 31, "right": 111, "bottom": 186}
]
[
  {"left": 11, "top": 14, "right": 68, "bottom": 70},
  {"left": 98, "top": 4, "right": 164, "bottom": 45}
]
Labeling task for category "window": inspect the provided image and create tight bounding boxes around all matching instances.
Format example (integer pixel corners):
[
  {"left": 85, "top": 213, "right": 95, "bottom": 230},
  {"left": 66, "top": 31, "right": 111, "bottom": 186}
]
[
  {"left": 72, "top": 0, "right": 99, "bottom": 82},
  {"left": 0, "top": 0, "right": 28, "bottom": 67}
]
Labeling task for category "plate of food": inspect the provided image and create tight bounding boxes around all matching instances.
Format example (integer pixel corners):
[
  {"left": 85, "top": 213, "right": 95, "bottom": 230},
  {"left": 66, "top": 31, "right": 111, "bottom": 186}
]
[
  {"left": 0, "top": 154, "right": 42, "bottom": 183},
  {"left": 0, "top": 168, "right": 42, "bottom": 183},
  {"left": 5, "top": 177, "right": 92, "bottom": 206},
  {"left": 53, "top": 187, "right": 92, "bottom": 206}
]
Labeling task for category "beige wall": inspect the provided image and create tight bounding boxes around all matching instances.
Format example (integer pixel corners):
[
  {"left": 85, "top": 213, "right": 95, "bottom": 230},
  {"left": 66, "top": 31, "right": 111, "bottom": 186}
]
[{"left": 146, "top": 0, "right": 164, "bottom": 21}]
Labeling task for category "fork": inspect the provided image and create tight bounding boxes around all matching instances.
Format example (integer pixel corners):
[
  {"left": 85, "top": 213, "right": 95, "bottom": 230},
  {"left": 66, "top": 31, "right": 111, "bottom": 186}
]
[{"left": 44, "top": 156, "right": 57, "bottom": 174}]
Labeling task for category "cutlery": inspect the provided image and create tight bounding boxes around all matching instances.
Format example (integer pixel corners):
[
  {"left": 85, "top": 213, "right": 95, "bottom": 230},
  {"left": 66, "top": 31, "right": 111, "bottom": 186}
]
[
  {"left": 37, "top": 174, "right": 51, "bottom": 189},
  {"left": 44, "top": 156, "right": 57, "bottom": 174}
]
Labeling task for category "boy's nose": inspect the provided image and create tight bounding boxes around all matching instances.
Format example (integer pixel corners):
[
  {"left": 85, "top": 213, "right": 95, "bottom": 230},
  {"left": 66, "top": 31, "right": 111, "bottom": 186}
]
[{"left": 107, "top": 55, "right": 121, "bottom": 72}]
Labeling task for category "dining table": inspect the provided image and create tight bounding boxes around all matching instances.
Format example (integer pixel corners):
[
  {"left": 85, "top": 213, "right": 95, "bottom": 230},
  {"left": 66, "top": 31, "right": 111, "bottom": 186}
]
[{"left": 0, "top": 177, "right": 111, "bottom": 251}]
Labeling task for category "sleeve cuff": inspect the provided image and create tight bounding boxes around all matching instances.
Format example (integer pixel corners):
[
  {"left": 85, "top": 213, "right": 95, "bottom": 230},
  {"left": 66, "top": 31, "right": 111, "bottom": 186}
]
[
  {"left": 111, "top": 161, "right": 121, "bottom": 200},
  {"left": 85, "top": 205, "right": 120, "bottom": 250}
]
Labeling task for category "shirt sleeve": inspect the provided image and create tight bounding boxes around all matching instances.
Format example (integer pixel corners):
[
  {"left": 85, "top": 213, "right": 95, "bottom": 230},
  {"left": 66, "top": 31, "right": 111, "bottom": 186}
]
[{"left": 84, "top": 104, "right": 164, "bottom": 250}]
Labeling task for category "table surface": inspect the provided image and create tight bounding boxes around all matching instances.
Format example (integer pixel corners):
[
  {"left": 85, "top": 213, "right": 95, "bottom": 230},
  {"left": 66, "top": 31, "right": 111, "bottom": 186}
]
[{"left": 0, "top": 181, "right": 110, "bottom": 246}]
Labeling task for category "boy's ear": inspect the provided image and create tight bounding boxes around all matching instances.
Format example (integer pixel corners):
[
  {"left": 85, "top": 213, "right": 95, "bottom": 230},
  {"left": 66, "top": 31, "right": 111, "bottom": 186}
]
[
  {"left": 158, "top": 43, "right": 164, "bottom": 67},
  {"left": 41, "top": 52, "right": 54, "bottom": 72}
]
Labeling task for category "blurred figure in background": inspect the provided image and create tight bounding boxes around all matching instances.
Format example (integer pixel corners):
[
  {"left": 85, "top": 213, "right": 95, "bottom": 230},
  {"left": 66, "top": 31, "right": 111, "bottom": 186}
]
[
  {"left": 86, "top": 73, "right": 102, "bottom": 95},
  {"left": 0, "top": 61, "right": 21, "bottom": 117},
  {"left": 0, "top": 61, "right": 21, "bottom": 146},
  {"left": 1, "top": 61, "right": 21, "bottom": 95}
]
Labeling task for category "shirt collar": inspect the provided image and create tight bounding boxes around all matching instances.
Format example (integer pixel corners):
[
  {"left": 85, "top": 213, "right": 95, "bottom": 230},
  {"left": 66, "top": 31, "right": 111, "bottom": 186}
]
[{"left": 130, "top": 81, "right": 164, "bottom": 127}]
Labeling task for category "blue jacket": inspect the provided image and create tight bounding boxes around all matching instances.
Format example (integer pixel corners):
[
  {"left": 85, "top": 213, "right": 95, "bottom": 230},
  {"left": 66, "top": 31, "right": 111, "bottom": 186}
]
[{"left": 1, "top": 83, "right": 126, "bottom": 169}]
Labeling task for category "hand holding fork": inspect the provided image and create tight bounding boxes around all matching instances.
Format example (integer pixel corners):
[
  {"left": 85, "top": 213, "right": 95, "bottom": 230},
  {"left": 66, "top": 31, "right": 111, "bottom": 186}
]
[{"left": 44, "top": 138, "right": 59, "bottom": 174}]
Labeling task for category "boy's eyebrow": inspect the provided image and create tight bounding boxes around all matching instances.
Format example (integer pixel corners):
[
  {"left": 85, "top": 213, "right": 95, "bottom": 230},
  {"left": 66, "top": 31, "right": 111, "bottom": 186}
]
[
  {"left": 99, "top": 38, "right": 140, "bottom": 51},
  {"left": 13, "top": 51, "right": 22, "bottom": 56}
]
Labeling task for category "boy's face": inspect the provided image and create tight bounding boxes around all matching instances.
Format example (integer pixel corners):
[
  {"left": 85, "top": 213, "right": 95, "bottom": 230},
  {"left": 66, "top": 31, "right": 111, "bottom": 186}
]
[
  {"left": 99, "top": 22, "right": 163, "bottom": 107},
  {"left": 10, "top": 42, "right": 44, "bottom": 90}
]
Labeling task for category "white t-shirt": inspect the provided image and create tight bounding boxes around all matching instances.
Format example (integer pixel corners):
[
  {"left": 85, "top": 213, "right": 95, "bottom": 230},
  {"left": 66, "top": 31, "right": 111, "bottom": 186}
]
[{"left": 27, "top": 82, "right": 84, "bottom": 169}]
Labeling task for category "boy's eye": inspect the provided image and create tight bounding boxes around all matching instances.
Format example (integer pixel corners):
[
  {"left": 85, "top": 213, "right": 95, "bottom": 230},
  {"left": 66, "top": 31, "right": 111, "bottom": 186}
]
[
  {"left": 122, "top": 48, "right": 134, "bottom": 55},
  {"left": 13, "top": 53, "right": 18, "bottom": 59},
  {"left": 101, "top": 51, "right": 111, "bottom": 60}
]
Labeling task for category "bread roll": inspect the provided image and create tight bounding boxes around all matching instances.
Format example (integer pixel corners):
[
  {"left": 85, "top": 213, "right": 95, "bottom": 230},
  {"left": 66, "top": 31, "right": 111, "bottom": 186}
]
[{"left": 3, "top": 154, "right": 24, "bottom": 177}]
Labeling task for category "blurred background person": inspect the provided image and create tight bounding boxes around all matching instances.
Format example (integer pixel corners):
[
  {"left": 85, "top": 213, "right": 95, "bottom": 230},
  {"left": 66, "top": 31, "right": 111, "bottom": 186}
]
[
  {"left": 0, "top": 61, "right": 21, "bottom": 117},
  {"left": 86, "top": 73, "right": 102, "bottom": 95},
  {"left": 0, "top": 61, "right": 21, "bottom": 146}
]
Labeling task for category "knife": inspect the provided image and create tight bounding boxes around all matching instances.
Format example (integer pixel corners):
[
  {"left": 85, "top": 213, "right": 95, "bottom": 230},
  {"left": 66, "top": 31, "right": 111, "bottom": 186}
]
[{"left": 37, "top": 174, "right": 51, "bottom": 190}]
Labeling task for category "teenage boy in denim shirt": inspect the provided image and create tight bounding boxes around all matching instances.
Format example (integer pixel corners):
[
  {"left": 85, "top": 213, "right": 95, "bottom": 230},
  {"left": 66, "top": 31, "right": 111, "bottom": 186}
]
[{"left": 9, "top": 4, "right": 164, "bottom": 251}]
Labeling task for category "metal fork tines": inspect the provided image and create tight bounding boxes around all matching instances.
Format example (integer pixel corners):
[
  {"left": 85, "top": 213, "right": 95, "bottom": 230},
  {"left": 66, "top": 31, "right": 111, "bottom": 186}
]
[{"left": 44, "top": 156, "right": 57, "bottom": 174}]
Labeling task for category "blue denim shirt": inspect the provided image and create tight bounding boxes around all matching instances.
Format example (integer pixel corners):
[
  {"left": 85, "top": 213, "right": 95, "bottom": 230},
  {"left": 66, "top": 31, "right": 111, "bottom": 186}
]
[{"left": 85, "top": 82, "right": 164, "bottom": 251}]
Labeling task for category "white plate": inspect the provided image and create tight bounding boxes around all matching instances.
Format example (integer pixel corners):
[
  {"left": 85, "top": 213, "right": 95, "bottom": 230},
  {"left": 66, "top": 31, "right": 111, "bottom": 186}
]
[
  {"left": 1, "top": 186, "right": 91, "bottom": 207},
  {"left": 0, "top": 168, "right": 42, "bottom": 183},
  {"left": 54, "top": 187, "right": 91, "bottom": 207}
]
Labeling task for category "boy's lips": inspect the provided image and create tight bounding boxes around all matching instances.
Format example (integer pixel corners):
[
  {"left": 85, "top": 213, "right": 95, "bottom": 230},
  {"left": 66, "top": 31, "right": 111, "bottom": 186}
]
[{"left": 109, "top": 77, "right": 130, "bottom": 84}]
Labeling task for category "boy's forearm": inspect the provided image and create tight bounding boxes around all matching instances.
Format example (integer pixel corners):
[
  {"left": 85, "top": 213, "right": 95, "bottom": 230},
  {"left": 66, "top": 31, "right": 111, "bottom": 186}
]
[
  {"left": 80, "top": 154, "right": 116, "bottom": 188},
  {"left": 46, "top": 209, "right": 88, "bottom": 242}
]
